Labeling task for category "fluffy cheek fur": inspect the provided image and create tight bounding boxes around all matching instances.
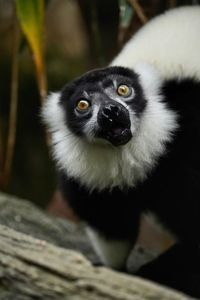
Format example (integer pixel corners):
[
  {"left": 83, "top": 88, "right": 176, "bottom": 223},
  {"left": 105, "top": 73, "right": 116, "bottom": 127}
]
[{"left": 42, "top": 63, "right": 178, "bottom": 192}]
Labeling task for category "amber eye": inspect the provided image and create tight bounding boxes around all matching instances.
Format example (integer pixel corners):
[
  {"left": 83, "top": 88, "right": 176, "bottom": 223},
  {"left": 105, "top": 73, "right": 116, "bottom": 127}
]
[
  {"left": 76, "top": 100, "right": 90, "bottom": 111},
  {"left": 117, "top": 84, "right": 130, "bottom": 96}
]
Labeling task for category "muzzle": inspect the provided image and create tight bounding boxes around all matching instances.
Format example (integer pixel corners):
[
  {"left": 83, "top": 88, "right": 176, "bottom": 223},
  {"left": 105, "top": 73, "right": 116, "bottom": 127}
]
[{"left": 97, "top": 102, "right": 132, "bottom": 146}]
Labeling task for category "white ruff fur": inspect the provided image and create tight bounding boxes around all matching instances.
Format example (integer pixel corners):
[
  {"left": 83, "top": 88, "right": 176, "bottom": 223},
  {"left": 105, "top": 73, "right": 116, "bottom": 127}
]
[
  {"left": 42, "top": 64, "right": 177, "bottom": 192},
  {"left": 111, "top": 6, "right": 200, "bottom": 80}
]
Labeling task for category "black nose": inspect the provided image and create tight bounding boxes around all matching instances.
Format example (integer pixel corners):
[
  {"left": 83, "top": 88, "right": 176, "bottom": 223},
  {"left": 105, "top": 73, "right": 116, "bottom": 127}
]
[
  {"left": 98, "top": 102, "right": 130, "bottom": 131},
  {"left": 97, "top": 103, "right": 132, "bottom": 146},
  {"left": 101, "top": 104, "right": 121, "bottom": 120}
]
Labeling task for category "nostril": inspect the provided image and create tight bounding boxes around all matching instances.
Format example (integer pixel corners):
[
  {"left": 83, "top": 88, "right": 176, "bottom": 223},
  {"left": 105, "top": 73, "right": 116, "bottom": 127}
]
[
  {"left": 102, "top": 107, "right": 112, "bottom": 117},
  {"left": 102, "top": 104, "right": 121, "bottom": 118},
  {"left": 111, "top": 105, "right": 120, "bottom": 113},
  {"left": 109, "top": 104, "right": 120, "bottom": 112}
]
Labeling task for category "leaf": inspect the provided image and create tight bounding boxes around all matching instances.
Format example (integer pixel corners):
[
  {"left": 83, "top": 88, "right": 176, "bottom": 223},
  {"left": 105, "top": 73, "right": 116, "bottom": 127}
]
[
  {"left": 119, "top": 0, "right": 134, "bottom": 28},
  {"left": 16, "top": 0, "right": 47, "bottom": 102}
]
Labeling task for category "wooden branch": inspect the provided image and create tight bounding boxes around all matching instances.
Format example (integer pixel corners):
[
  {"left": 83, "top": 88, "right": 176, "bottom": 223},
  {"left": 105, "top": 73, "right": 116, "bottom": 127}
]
[
  {"left": 0, "top": 224, "right": 194, "bottom": 300},
  {"left": 0, "top": 193, "right": 196, "bottom": 299}
]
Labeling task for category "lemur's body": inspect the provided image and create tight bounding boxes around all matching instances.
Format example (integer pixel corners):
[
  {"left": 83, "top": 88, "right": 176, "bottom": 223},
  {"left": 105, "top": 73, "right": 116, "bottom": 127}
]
[{"left": 42, "top": 6, "right": 200, "bottom": 297}]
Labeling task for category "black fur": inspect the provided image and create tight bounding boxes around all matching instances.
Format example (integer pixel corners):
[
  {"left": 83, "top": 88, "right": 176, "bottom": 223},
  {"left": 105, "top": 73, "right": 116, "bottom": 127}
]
[
  {"left": 58, "top": 77, "right": 200, "bottom": 297},
  {"left": 136, "top": 243, "right": 200, "bottom": 298},
  {"left": 59, "top": 172, "right": 141, "bottom": 240}
]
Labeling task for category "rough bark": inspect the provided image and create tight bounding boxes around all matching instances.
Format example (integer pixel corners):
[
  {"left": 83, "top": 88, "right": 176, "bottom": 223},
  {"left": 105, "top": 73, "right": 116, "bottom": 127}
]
[
  {"left": 0, "top": 223, "right": 194, "bottom": 300},
  {"left": 0, "top": 193, "right": 195, "bottom": 299}
]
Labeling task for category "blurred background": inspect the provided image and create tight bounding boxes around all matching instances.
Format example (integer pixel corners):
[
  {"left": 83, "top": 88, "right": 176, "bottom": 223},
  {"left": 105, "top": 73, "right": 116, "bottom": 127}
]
[{"left": 0, "top": 0, "right": 199, "bottom": 212}]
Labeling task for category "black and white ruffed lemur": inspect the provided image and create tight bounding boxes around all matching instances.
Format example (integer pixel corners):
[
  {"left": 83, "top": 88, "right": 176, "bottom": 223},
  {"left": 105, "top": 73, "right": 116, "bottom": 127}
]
[{"left": 42, "top": 6, "right": 200, "bottom": 298}]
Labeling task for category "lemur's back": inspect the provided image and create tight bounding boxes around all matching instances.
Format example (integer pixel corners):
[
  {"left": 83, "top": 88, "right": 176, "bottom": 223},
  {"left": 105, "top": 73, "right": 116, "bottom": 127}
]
[{"left": 112, "top": 6, "right": 200, "bottom": 80}]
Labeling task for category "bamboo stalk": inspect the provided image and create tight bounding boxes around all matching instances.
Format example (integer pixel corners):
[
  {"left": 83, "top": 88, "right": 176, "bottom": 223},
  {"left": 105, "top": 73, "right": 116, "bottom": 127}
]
[
  {"left": 169, "top": 0, "right": 177, "bottom": 8},
  {"left": 3, "top": 19, "right": 20, "bottom": 187},
  {"left": 128, "top": 0, "right": 148, "bottom": 24},
  {"left": 0, "top": 121, "right": 4, "bottom": 186},
  {"left": 0, "top": 121, "right": 3, "bottom": 164}
]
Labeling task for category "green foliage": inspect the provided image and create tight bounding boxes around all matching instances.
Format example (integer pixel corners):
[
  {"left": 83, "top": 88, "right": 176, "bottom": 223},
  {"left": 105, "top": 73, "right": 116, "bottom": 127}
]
[
  {"left": 119, "top": 0, "right": 133, "bottom": 28},
  {"left": 16, "top": 0, "right": 47, "bottom": 102}
]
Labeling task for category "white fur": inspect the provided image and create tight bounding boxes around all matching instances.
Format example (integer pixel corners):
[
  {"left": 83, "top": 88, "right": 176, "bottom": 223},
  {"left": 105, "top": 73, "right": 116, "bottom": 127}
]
[
  {"left": 42, "top": 67, "right": 177, "bottom": 192},
  {"left": 86, "top": 226, "right": 133, "bottom": 269},
  {"left": 112, "top": 6, "right": 200, "bottom": 80}
]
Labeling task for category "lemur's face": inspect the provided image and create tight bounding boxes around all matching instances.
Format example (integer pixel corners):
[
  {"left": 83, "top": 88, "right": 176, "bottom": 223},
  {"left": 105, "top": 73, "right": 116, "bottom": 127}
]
[{"left": 59, "top": 66, "right": 147, "bottom": 146}]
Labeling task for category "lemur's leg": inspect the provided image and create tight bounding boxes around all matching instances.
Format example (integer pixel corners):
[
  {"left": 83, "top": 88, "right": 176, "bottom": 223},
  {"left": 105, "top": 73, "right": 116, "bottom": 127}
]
[{"left": 86, "top": 226, "right": 133, "bottom": 269}]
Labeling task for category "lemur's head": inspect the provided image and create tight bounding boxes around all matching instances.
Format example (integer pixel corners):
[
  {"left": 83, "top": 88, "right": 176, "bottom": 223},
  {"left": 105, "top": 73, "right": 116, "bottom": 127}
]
[
  {"left": 58, "top": 66, "right": 147, "bottom": 146},
  {"left": 42, "top": 64, "right": 177, "bottom": 190}
]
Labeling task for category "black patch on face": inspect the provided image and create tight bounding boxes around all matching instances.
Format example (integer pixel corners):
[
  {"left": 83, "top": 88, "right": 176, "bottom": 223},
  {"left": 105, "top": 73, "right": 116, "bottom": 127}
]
[{"left": 59, "top": 66, "right": 147, "bottom": 138}]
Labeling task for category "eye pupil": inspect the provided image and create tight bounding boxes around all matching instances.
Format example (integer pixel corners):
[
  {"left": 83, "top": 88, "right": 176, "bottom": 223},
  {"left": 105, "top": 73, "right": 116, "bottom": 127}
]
[
  {"left": 117, "top": 85, "right": 129, "bottom": 96},
  {"left": 77, "top": 100, "right": 89, "bottom": 110}
]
